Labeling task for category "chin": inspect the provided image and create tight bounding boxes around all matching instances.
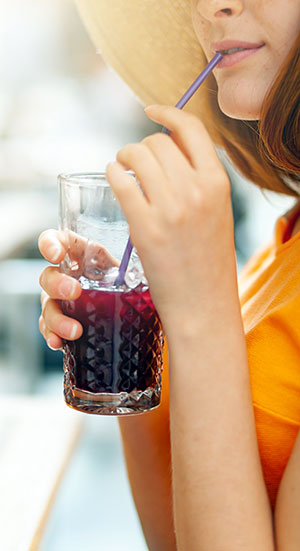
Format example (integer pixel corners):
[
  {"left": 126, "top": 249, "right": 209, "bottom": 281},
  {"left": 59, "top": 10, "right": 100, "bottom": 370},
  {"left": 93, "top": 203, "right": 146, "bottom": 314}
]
[
  {"left": 217, "top": 92, "right": 260, "bottom": 121},
  {"left": 216, "top": 81, "right": 263, "bottom": 121}
]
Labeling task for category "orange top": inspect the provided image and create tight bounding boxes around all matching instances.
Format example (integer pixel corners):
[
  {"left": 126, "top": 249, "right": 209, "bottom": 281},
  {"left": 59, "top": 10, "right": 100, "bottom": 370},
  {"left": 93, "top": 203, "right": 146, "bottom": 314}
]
[{"left": 239, "top": 201, "right": 300, "bottom": 510}]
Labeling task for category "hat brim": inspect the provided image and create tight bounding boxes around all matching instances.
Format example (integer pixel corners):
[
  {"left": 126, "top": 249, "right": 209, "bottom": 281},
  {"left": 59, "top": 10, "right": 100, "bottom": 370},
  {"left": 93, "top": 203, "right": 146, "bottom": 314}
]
[{"left": 74, "top": 0, "right": 210, "bottom": 112}]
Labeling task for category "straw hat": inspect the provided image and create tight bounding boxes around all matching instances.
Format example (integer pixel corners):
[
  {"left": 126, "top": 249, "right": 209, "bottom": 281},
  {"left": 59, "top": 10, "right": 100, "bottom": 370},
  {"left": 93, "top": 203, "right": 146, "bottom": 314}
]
[{"left": 74, "top": 0, "right": 210, "bottom": 113}]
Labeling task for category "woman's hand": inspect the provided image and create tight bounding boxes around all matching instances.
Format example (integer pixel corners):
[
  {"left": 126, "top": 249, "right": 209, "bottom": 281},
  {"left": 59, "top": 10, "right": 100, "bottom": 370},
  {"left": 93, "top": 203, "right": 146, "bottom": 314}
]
[
  {"left": 38, "top": 230, "right": 83, "bottom": 350},
  {"left": 106, "top": 105, "right": 237, "bottom": 338},
  {"left": 38, "top": 229, "right": 120, "bottom": 349}
]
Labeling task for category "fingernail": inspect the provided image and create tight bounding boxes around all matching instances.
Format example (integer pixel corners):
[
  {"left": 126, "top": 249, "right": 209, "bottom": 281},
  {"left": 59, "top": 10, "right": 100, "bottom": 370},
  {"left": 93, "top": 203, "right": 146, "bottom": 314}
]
[
  {"left": 144, "top": 104, "right": 158, "bottom": 111},
  {"left": 59, "top": 277, "right": 77, "bottom": 299},
  {"left": 60, "top": 320, "right": 78, "bottom": 340},
  {"left": 49, "top": 244, "right": 62, "bottom": 262}
]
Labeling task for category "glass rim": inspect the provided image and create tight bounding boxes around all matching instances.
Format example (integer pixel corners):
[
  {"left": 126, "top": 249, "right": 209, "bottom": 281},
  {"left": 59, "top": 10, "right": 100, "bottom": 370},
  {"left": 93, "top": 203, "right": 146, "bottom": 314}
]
[
  {"left": 58, "top": 172, "right": 109, "bottom": 187},
  {"left": 58, "top": 170, "right": 135, "bottom": 188}
]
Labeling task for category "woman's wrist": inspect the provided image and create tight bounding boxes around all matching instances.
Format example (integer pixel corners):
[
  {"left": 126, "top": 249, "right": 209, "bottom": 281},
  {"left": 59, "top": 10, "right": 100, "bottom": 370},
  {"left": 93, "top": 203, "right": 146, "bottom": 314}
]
[{"left": 161, "top": 289, "right": 244, "bottom": 351}]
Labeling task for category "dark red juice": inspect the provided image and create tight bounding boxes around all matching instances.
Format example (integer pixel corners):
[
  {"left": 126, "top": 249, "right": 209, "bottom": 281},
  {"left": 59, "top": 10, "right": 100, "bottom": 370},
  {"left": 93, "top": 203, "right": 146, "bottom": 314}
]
[{"left": 62, "top": 285, "right": 163, "bottom": 396}]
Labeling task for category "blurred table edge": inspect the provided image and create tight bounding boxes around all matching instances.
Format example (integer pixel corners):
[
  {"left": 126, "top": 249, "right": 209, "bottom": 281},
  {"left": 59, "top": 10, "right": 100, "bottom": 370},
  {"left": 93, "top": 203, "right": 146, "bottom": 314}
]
[{"left": 0, "top": 394, "right": 84, "bottom": 551}]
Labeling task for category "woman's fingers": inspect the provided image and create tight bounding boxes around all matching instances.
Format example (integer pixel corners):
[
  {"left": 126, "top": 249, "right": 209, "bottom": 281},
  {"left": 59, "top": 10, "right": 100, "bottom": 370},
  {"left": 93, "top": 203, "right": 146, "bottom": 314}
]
[
  {"left": 141, "top": 132, "right": 194, "bottom": 197},
  {"left": 41, "top": 294, "right": 83, "bottom": 341},
  {"left": 39, "top": 266, "right": 82, "bottom": 300},
  {"left": 39, "top": 229, "right": 119, "bottom": 273},
  {"left": 39, "top": 315, "right": 63, "bottom": 351},
  {"left": 112, "top": 105, "right": 226, "bottom": 212},
  {"left": 106, "top": 162, "right": 150, "bottom": 232},
  {"left": 39, "top": 229, "right": 86, "bottom": 265},
  {"left": 115, "top": 143, "right": 170, "bottom": 203},
  {"left": 38, "top": 229, "right": 67, "bottom": 264},
  {"left": 144, "top": 105, "right": 224, "bottom": 173}
]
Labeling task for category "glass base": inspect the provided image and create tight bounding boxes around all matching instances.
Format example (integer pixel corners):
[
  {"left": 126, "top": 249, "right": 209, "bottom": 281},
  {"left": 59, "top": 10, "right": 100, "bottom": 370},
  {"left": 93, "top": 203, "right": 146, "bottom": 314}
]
[{"left": 64, "top": 383, "right": 161, "bottom": 416}]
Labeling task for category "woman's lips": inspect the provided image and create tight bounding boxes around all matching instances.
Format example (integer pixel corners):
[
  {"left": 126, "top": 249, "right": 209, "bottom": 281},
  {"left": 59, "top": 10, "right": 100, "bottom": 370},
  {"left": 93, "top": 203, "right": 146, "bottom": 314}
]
[{"left": 216, "top": 45, "right": 264, "bottom": 68}]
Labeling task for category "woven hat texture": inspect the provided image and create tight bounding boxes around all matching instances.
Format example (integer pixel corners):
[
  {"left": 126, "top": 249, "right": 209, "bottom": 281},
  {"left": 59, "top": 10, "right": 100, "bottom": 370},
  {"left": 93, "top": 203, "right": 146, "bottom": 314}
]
[{"left": 74, "top": 0, "right": 209, "bottom": 112}]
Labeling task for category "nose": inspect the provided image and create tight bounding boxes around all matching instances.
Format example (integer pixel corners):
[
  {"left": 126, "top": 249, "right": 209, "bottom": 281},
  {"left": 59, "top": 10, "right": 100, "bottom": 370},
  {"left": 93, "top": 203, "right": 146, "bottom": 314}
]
[{"left": 196, "top": 0, "right": 244, "bottom": 20}]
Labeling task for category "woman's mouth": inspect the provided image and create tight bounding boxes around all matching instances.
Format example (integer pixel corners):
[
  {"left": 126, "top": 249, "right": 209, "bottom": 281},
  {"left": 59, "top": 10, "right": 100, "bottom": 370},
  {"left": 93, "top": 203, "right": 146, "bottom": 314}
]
[{"left": 211, "top": 41, "right": 265, "bottom": 68}]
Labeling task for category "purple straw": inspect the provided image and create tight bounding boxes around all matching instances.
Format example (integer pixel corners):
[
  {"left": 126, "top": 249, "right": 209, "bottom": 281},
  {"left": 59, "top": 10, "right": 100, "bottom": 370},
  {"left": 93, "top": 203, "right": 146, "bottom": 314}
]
[{"left": 114, "top": 52, "right": 223, "bottom": 287}]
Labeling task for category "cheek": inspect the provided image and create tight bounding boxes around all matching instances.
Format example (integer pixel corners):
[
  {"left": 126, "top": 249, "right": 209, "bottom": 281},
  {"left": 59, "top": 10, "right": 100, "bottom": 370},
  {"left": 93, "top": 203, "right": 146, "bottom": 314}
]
[{"left": 191, "top": 9, "right": 211, "bottom": 55}]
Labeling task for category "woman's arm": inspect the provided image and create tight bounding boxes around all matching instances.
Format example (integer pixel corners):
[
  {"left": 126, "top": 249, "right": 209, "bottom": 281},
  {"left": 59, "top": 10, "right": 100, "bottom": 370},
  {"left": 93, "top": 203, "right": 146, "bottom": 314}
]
[
  {"left": 166, "top": 289, "right": 275, "bottom": 551},
  {"left": 107, "top": 104, "right": 277, "bottom": 550},
  {"left": 275, "top": 428, "right": 300, "bottom": 550},
  {"left": 118, "top": 348, "right": 177, "bottom": 550}
]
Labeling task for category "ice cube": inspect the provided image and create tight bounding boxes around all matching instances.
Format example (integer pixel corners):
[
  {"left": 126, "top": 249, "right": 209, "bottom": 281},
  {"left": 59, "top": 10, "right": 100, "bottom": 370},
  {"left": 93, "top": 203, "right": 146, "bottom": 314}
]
[
  {"left": 125, "top": 265, "right": 143, "bottom": 289},
  {"left": 102, "top": 266, "right": 120, "bottom": 286},
  {"left": 77, "top": 217, "right": 128, "bottom": 260}
]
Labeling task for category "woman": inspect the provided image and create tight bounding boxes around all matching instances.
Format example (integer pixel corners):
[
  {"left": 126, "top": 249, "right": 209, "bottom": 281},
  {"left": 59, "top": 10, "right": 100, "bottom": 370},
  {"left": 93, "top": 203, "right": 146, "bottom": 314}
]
[{"left": 39, "top": 1, "right": 300, "bottom": 549}]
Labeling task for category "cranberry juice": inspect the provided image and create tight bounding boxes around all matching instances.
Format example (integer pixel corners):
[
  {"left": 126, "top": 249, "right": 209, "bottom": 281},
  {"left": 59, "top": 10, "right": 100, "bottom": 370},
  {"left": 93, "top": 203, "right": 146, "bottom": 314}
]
[{"left": 62, "top": 284, "right": 163, "bottom": 397}]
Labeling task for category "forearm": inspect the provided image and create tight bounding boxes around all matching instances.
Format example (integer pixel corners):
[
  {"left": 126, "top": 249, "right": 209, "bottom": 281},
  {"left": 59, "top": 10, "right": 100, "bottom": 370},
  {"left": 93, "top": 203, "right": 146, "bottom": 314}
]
[
  {"left": 166, "top": 302, "right": 275, "bottom": 551},
  {"left": 275, "top": 429, "right": 300, "bottom": 550},
  {"left": 118, "top": 361, "right": 177, "bottom": 551}
]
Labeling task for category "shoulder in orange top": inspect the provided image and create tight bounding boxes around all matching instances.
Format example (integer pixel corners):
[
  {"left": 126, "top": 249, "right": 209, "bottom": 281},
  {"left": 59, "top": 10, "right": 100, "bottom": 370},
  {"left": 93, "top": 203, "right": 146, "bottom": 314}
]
[{"left": 239, "top": 199, "right": 300, "bottom": 510}]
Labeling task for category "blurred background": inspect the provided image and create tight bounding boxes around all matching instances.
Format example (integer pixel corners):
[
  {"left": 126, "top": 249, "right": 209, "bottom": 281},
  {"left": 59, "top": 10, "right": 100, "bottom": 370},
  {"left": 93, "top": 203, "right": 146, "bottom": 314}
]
[{"left": 0, "top": 0, "right": 295, "bottom": 549}]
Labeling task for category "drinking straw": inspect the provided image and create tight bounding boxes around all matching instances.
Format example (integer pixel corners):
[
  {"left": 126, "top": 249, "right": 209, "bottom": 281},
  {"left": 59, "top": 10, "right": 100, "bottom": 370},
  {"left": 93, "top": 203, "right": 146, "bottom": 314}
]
[{"left": 114, "top": 52, "right": 223, "bottom": 287}]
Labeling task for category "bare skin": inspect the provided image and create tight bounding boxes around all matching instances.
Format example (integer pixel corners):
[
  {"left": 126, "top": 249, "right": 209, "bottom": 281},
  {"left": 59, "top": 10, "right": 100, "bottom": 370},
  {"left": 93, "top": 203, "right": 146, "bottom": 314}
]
[
  {"left": 191, "top": 0, "right": 300, "bottom": 120},
  {"left": 38, "top": 1, "right": 300, "bottom": 549},
  {"left": 39, "top": 106, "right": 275, "bottom": 550}
]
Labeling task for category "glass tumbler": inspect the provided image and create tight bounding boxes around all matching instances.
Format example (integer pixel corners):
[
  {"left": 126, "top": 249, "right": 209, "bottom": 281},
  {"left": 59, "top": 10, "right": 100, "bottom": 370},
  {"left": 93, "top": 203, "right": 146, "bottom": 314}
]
[{"left": 59, "top": 173, "right": 164, "bottom": 415}]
